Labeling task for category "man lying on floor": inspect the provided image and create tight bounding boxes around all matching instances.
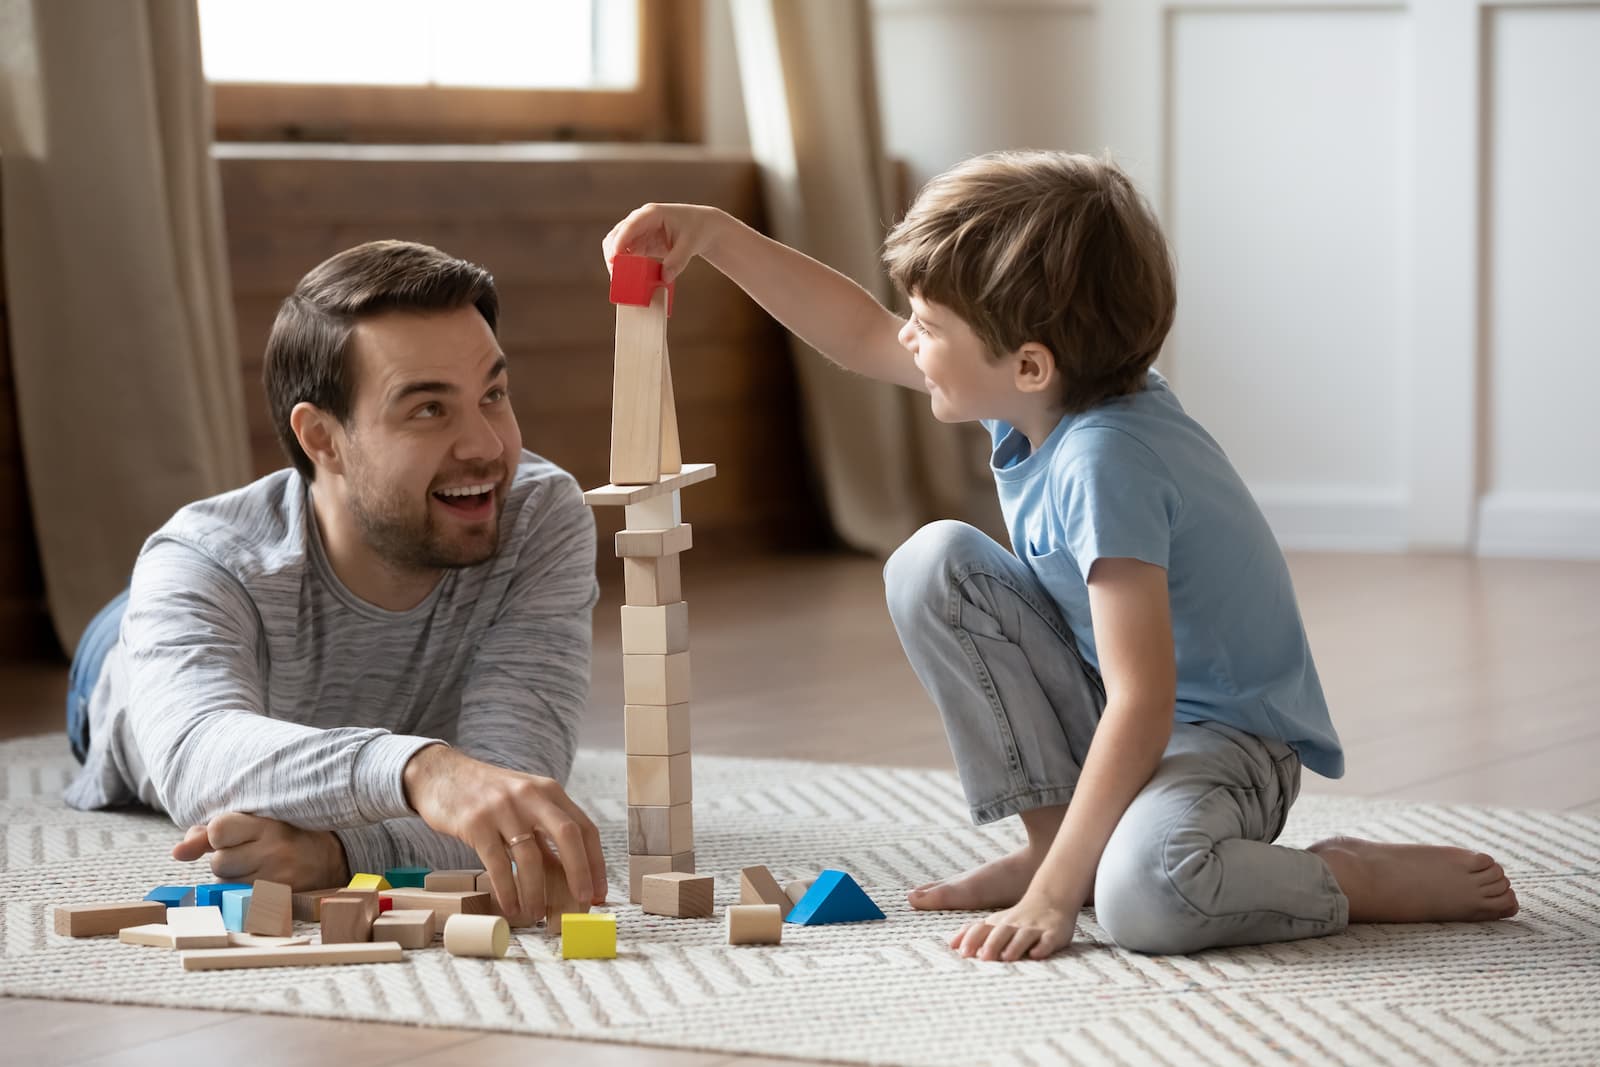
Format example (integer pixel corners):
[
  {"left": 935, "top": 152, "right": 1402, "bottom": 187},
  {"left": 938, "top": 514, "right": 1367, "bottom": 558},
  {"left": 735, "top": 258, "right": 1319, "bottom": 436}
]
[{"left": 62, "top": 240, "right": 604, "bottom": 927}]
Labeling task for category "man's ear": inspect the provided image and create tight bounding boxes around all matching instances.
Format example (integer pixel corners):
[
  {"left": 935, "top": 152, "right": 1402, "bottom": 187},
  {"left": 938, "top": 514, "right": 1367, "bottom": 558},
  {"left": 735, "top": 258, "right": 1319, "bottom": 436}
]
[
  {"left": 1013, "top": 341, "right": 1058, "bottom": 396},
  {"left": 289, "top": 402, "right": 346, "bottom": 478}
]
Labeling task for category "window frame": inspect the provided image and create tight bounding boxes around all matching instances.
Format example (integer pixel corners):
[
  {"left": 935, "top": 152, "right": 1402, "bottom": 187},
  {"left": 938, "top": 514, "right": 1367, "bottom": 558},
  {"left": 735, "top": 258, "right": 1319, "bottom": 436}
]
[{"left": 209, "top": 0, "right": 702, "bottom": 143}]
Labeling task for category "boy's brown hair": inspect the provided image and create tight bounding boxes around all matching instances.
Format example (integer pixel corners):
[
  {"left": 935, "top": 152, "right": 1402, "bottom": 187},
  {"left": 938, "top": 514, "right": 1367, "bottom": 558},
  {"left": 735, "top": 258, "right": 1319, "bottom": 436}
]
[
  {"left": 882, "top": 151, "right": 1176, "bottom": 412},
  {"left": 264, "top": 239, "right": 499, "bottom": 480}
]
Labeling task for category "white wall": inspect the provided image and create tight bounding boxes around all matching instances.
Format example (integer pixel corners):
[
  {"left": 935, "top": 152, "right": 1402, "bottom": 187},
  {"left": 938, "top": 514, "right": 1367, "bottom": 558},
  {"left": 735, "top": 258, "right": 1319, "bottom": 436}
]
[{"left": 864, "top": 0, "right": 1600, "bottom": 559}]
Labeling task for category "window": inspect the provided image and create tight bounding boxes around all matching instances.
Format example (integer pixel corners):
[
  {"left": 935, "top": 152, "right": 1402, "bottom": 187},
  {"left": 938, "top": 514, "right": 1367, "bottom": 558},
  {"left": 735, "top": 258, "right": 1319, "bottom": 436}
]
[{"left": 200, "top": 0, "right": 701, "bottom": 143}]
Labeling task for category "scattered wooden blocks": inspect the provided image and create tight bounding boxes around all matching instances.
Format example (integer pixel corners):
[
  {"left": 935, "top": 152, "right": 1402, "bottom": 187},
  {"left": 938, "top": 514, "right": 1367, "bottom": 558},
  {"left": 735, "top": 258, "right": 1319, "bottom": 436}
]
[
  {"left": 620, "top": 602, "right": 690, "bottom": 655},
  {"left": 220, "top": 888, "right": 252, "bottom": 933},
  {"left": 628, "top": 803, "right": 694, "bottom": 856},
  {"left": 384, "top": 866, "right": 430, "bottom": 889},
  {"left": 319, "top": 896, "right": 375, "bottom": 944},
  {"left": 347, "top": 872, "right": 391, "bottom": 892},
  {"left": 193, "top": 883, "right": 251, "bottom": 908},
  {"left": 244, "top": 880, "right": 292, "bottom": 937},
  {"left": 623, "top": 703, "right": 690, "bottom": 756},
  {"left": 372, "top": 909, "right": 436, "bottom": 949},
  {"left": 228, "top": 931, "right": 310, "bottom": 949},
  {"left": 118, "top": 923, "right": 175, "bottom": 949},
  {"left": 292, "top": 887, "right": 343, "bottom": 922},
  {"left": 424, "top": 869, "right": 484, "bottom": 892},
  {"left": 181, "top": 942, "right": 403, "bottom": 971},
  {"left": 641, "top": 872, "right": 714, "bottom": 919},
  {"left": 739, "top": 866, "right": 792, "bottom": 912},
  {"left": 383, "top": 888, "right": 493, "bottom": 920},
  {"left": 626, "top": 752, "right": 692, "bottom": 807},
  {"left": 443, "top": 913, "right": 510, "bottom": 958},
  {"left": 785, "top": 870, "right": 885, "bottom": 926},
  {"left": 560, "top": 913, "right": 617, "bottom": 959},
  {"left": 143, "top": 886, "right": 192, "bottom": 909},
  {"left": 727, "top": 904, "right": 783, "bottom": 945},
  {"left": 53, "top": 901, "right": 168, "bottom": 938},
  {"left": 166, "top": 905, "right": 230, "bottom": 949},
  {"left": 629, "top": 851, "right": 694, "bottom": 904}
]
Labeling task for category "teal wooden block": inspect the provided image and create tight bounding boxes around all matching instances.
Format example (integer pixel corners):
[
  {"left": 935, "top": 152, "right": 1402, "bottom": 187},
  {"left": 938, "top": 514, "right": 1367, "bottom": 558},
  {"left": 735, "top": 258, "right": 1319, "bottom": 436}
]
[
  {"left": 784, "top": 870, "right": 885, "bottom": 925},
  {"left": 144, "top": 885, "right": 193, "bottom": 908},
  {"left": 221, "top": 888, "right": 252, "bottom": 932},
  {"left": 384, "top": 866, "right": 430, "bottom": 889},
  {"left": 195, "top": 882, "right": 250, "bottom": 908}
]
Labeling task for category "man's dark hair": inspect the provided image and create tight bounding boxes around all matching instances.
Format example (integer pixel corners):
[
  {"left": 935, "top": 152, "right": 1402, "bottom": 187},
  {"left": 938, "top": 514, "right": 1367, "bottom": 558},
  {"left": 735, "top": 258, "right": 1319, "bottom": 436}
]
[{"left": 264, "top": 240, "right": 500, "bottom": 480}]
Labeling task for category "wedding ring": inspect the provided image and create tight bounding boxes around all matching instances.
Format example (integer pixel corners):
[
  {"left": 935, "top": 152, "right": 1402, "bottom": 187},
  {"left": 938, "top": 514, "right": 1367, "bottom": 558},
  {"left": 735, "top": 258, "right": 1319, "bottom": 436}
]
[{"left": 506, "top": 831, "right": 537, "bottom": 848}]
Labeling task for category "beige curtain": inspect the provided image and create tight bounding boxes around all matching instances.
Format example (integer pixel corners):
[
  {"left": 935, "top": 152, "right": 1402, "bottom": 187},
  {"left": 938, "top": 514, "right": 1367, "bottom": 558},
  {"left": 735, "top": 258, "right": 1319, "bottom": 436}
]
[
  {"left": 727, "top": 0, "right": 1002, "bottom": 556},
  {"left": 0, "top": 0, "right": 250, "bottom": 651}
]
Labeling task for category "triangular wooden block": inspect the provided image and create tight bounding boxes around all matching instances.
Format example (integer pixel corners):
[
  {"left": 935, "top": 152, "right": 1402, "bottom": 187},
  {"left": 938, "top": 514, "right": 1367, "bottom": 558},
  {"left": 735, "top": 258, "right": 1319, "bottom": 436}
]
[{"left": 783, "top": 869, "right": 885, "bottom": 925}]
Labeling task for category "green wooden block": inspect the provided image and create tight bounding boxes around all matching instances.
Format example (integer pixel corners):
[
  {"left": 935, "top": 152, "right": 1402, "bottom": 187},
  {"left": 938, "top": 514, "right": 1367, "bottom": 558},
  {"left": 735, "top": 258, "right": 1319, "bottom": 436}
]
[{"left": 384, "top": 866, "right": 430, "bottom": 889}]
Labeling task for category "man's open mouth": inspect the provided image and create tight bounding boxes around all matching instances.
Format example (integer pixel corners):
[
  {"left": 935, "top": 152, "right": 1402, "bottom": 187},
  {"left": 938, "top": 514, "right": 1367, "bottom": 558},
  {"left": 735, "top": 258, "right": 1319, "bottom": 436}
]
[{"left": 432, "top": 481, "right": 496, "bottom": 517}]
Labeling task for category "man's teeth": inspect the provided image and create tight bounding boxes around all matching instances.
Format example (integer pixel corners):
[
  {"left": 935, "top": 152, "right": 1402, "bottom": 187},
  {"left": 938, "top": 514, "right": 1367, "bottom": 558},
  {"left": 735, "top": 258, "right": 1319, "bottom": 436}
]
[{"left": 437, "top": 483, "right": 495, "bottom": 498}]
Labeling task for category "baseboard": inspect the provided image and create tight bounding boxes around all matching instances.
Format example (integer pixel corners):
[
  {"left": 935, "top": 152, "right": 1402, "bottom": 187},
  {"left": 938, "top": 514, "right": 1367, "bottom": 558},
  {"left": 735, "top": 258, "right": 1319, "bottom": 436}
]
[
  {"left": 1475, "top": 491, "right": 1600, "bottom": 560},
  {"left": 1251, "top": 486, "right": 1409, "bottom": 553}
]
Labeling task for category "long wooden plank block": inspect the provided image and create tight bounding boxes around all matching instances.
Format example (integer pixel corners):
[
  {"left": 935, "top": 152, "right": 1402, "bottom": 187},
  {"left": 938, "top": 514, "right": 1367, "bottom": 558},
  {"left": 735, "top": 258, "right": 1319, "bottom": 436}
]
[
  {"left": 181, "top": 941, "right": 404, "bottom": 970},
  {"left": 53, "top": 901, "right": 167, "bottom": 937},
  {"left": 583, "top": 463, "right": 716, "bottom": 507}
]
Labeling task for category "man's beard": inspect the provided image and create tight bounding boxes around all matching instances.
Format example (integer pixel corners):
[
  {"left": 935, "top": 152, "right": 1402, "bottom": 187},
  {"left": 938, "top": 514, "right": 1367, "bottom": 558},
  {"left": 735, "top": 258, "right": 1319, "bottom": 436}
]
[{"left": 348, "top": 463, "right": 506, "bottom": 572}]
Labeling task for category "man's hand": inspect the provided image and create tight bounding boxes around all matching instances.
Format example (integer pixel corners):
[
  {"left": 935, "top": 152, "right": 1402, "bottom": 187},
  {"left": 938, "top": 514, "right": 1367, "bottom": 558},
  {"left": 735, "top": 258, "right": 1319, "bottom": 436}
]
[
  {"left": 951, "top": 887, "right": 1084, "bottom": 962},
  {"left": 171, "top": 813, "right": 350, "bottom": 890},
  {"left": 402, "top": 744, "right": 607, "bottom": 927}
]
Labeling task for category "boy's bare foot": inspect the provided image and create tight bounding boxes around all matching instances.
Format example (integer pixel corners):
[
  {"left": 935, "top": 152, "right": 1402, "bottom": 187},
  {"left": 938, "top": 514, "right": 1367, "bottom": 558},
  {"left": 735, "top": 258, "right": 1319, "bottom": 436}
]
[
  {"left": 909, "top": 847, "right": 1044, "bottom": 911},
  {"left": 1309, "top": 836, "right": 1519, "bottom": 923}
]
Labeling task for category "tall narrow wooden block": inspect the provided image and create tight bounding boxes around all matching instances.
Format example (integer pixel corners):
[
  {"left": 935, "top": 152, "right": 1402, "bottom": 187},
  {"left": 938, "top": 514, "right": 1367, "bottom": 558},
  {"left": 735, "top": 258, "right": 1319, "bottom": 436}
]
[
  {"left": 627, "top": 752, "right": 692, "bottom": 806},
  {"left": 615, "top": 523, "right": 693, "bottom": 558},
  {"left": 628, "top": 803, "right": 694, "bottom": 855},
  {"left": 620, "top": 602, "right": 690, "bottom": 655},
  {"left": 641, "top": 872, "right": 714, "bottom": 919},
  {"left": 628, "top": 851, "right": 695, "bottom": 904},
  {"left": 625, "top": 491, "right": 680, "bottom": 530},
  {"left": 623, "top": 652, "right": 691, "bottom": 705},
  {"left": 624, "top": 703, "right": 691, "bottom": 755},
  {"left": 53, "top": 901, "right": 168, "bottom": 938},
  {"left": 623, "top": 556, "right": 682, "bottom": 607},
  {"left": 610, "top": 288, "right": 671, "bottom": 485},
  {"left": 245, "top": 880, "right": 293, "bottom": 937}
]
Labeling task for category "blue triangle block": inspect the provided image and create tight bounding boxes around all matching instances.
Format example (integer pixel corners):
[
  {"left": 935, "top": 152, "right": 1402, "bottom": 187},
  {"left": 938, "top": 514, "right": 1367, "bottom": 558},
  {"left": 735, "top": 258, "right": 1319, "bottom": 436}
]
[
  {"left": 144, "top": 885, "right": 193, "bottom": 908},
  {"left": 784, "top": 870, "right": 885, "bottom": 925}
]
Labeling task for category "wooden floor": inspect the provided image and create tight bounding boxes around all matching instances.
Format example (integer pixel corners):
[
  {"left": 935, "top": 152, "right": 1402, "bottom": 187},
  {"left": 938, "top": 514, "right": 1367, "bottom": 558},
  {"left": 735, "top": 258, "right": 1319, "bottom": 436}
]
[{"left": 3, "top": 549, "right": 1598, "bottom": 1065}]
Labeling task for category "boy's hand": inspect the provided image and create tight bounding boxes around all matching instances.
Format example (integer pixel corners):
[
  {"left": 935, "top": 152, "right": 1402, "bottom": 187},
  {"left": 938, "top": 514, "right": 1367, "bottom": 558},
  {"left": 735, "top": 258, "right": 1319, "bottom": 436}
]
[
  {"left": 951, "top": 889, "right": 1083, "bottom": 962},
  {"left": 603, "top": 203, "right": 728, "bottom": 282},
  {"left": 171, "top": 812, "right": 349, "bottom": 890}
]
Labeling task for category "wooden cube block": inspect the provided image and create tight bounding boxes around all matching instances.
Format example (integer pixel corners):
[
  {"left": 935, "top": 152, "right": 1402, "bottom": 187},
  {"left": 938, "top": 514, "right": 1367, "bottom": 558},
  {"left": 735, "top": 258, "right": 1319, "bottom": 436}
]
[
  {"left": 383, "top": 888, "right": 493, "bottom": 920},
  {"left": 543, "top": 847, "right": 589, "bottom": 934},
  {"left": 625, "top": 492, "right": 679, "bottom": 530},
  {"left": 443, "top": 913, "right": 510, "bottom": 958},
  {"left": 623, "top": 703, "right": 690, "bottom": 755},
  {"left": 166, "top": 905, "right": 230, "bottom": 949},
  {"left": 727, "top": 904, "right": 783, "bottom": 945},
  {"left": 620, "top": 602, "right": 690, "bottom": 655},
  {"left": 641, "top": 872, "right": 714, "bottom": 919},
  {"left": 615, "top": 523, "right": 693, "bottom": 559},
  {"left": 339, "top": 888, "right": 382, "bottom": 922},
  {"left": 118, "top": 923, "right": 175, "bottom": 948},
  {"left": 291, "top": 887, "right": 343, "bottom": 922},
  {"left": 628, "top": 803, "right": 694, "bottom": 855},
  {"left": 628, "top": 851, "right": 695, "bottom": 904},
  {"left": 372, "top": 909, "right": 437, "bottom": 949},
  {"left": 244, "top": 879, "right": 293, "bottom": 937},
  {"left": 627, "top": 752, "right": 692, "bottom": 807},
  {"left": 739, "top": 866, "right": 792, "bottom": 911},
  {"left": 347, "top": 872, "right": 391, "bottom": 892},
  {"left": 623, "top": 556, "right": 682, "bottom": 607},
  {"left": 424, "top": 869, "right": 485, "bottom": 892},
  {"left": 220, "top": 888, "right": 252, "bottom": 932},
  {"left": 561, "top": 913, "right": 617, "bottom": 959},
  {"left": 622, "top": 652, "right": 691, "bottom": 706},
  {"left": 53, "top": 901, "right": 168, "bottom": 938},
  {"left": 319, "top": 896, "right": 375, "bottom": 944},
  {"left": 384, "top": 866, "right": 430, "bottom": 889}
]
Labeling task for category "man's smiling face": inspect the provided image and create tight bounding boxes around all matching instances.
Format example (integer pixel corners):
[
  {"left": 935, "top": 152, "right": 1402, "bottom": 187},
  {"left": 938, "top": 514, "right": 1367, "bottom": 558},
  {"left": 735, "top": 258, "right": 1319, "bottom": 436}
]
[{"left": 338, "top": 305, "right": 521, "bottom": 571}]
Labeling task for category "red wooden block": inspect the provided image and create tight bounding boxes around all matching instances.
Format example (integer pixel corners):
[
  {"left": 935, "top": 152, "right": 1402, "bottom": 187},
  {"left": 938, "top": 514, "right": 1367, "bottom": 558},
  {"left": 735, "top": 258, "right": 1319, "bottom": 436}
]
[{"left": 610, "top": 254, "right": 674, "bottom": 315}]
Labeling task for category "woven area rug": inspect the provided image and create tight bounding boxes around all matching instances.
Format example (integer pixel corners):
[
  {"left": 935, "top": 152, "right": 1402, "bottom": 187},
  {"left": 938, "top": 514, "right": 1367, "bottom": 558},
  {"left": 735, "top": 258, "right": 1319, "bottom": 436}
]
[{"left": 2, "top": 733, "right": 1598, "bottom": 1066}]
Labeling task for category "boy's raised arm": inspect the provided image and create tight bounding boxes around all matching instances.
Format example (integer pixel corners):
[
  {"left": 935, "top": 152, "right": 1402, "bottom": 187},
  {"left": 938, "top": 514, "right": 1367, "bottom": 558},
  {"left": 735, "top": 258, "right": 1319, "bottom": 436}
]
[{"left": 604, "top": 204, "right": 926, "bottom": 393}]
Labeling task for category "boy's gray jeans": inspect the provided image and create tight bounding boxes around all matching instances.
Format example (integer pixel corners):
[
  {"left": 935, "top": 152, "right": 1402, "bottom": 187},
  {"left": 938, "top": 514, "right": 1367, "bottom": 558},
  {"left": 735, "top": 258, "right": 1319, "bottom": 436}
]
[{"left": 884, "top": 520, "right": 1348, "bottom": 954}]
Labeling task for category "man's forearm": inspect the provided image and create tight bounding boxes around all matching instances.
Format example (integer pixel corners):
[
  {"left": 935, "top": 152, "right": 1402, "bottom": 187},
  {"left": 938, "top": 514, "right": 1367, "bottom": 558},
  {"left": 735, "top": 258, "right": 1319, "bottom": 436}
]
[{"left": 1030, "top": 701, "right": 1173, "bottom": 903}]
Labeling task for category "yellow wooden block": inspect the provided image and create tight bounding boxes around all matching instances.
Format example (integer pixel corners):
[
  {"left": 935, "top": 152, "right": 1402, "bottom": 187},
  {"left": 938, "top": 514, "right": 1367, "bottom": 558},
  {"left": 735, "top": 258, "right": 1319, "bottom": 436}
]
[
  {"left": 561, "top": 912, "right": 618, "bottom": 959},
  {"left": 623, "top": 556, "right": 682, "bottom": 607},
  {"left": 623, "top": 652, "right": 691, "bottom": 705},
  {"left": 624, "top": 703, "right": 691, "bottom": 755},
  {"left": 621, "top": 602, "right": 690, "bottom": 655},
  {"left": 627, "top": 752, "right": 692, "bottom": 807},
  {"left": 347, "top": 873, "right": 391, "bottom": 892}
]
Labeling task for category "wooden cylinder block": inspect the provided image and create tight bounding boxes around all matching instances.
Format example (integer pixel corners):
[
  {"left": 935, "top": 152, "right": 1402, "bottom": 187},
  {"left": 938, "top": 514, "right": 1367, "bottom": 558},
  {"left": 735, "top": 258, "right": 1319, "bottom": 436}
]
[
  {"left": 444, "top": 913, "right": 510, "bottom": 958},
  {"left": 727, "top": 904, "right": 783, "bottom": 945}
]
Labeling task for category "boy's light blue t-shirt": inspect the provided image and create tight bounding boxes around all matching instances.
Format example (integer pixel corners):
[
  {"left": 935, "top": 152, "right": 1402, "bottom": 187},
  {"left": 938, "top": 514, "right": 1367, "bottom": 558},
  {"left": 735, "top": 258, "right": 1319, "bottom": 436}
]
[{"left": 985, "top": 371, "right": 1343, "bottom": 778}]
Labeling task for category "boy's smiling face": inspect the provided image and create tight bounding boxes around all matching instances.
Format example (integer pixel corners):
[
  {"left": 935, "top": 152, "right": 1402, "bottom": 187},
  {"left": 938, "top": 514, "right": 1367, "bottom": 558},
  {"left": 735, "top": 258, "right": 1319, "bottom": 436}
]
[{"left": 899, "top": 292, "right": 1029, "bottom": 425}]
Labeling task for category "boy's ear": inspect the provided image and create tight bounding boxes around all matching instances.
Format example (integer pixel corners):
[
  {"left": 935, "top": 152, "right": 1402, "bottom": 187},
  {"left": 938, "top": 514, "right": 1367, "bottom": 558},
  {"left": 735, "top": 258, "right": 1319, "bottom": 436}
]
[
  {"left": 289, "top": 402, "right": 347, "bottom": 477},
  {"left": 1012, "top": 341, "right": 1058, "bottom": 396}
]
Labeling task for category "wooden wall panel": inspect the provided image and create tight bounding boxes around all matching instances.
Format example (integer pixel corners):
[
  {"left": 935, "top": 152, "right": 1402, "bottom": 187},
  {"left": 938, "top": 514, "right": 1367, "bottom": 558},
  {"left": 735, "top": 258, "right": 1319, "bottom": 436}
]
[{"left": 219, "top": 147, "right": 824, "bottom": 558}]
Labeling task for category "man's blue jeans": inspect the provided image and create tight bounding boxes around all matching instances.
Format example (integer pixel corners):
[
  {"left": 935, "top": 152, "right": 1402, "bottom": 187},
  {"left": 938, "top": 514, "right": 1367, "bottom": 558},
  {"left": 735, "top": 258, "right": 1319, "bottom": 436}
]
[{"left": 66, "top": 588, "right": 130, "bottom": 764}]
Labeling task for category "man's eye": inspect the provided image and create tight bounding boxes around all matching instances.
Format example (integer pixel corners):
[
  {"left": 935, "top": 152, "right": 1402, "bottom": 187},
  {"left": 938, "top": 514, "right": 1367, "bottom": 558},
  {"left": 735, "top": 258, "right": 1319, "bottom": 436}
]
[
  {"left": 415, "top": 402, "right": 443, "bottom": 419},
  {"left": 483, "top": 387, "right": 507, "bottom": 404}
]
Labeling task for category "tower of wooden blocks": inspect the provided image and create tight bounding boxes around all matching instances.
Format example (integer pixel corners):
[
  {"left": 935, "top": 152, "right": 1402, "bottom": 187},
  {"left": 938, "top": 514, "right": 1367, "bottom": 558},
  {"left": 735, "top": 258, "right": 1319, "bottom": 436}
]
[{"left": 585, "top": 254, "right": 717, "bottom": 904}]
